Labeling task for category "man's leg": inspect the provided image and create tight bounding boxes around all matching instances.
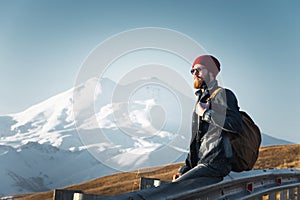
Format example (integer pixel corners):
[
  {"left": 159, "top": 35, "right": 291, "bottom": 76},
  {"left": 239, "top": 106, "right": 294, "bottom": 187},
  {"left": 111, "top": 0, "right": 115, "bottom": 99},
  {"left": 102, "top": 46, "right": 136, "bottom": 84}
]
[{"left": 173, "top": 163, "right": 223, "bottom": 182}]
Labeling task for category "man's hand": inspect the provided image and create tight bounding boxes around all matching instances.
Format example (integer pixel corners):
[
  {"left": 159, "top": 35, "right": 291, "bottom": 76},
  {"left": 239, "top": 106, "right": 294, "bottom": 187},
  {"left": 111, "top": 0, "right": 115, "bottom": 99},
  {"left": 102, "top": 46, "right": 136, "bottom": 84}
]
[
  {"left": 172, "top": 173, "right": 182, "bottom": 182},
  {"left": 196, "top": 102, "right": 210, "bottom": 116}
]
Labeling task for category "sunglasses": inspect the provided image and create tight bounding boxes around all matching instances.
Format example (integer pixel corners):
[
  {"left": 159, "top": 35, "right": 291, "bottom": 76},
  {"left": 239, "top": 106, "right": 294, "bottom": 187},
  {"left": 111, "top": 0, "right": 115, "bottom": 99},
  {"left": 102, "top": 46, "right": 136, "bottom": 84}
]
[{"left": 190, "top": 65, "right": 206, "bottom": 75}]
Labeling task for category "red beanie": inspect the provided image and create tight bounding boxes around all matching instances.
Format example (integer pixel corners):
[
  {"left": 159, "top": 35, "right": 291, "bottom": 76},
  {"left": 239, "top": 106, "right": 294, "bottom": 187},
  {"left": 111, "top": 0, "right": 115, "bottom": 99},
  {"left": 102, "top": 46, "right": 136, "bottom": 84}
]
[{"left": 192, "top": 55, "right": 221, "bottom": 77}]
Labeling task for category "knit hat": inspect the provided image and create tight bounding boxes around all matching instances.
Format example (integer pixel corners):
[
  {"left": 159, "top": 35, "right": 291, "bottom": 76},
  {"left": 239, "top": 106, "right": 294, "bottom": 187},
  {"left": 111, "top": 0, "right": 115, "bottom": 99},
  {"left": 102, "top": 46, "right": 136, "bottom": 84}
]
[{"left": 192, "top": 55, "right": 221, "bottom": 77}]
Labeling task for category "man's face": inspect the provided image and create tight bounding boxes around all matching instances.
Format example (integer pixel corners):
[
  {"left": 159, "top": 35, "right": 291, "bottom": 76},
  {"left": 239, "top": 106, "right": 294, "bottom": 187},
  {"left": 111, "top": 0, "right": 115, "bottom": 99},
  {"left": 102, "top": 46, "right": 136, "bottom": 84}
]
[{"left": 191, "top": 64, "right": 208, "bottom": 89}]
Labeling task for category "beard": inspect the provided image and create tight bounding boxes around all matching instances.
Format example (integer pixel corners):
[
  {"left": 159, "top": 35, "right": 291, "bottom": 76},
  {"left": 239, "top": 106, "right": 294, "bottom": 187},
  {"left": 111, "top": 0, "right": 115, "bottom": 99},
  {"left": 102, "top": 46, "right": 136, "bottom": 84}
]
[
  {"left": 193, "top": 77, "right": 204, "bottom": 89},
  {"left": 193, "top": 75, "right": 210, "bottom": 89}
]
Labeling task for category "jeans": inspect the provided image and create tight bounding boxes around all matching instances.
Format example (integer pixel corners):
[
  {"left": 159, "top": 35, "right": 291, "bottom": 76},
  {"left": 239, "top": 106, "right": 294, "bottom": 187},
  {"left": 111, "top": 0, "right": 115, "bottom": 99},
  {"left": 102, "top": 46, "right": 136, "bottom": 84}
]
[
  {"left": 106, "top": 164, "right": 225, "bottom": 200},
  {"left": 174, "top": 163, "right": 225, "bottom": 182}
]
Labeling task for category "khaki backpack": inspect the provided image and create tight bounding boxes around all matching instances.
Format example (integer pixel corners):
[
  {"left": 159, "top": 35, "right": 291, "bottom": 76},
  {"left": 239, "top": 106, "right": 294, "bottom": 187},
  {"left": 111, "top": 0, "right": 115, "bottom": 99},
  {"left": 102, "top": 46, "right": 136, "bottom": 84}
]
[{"left": 208, "top": 87, "right": 262, "bottom": 172}]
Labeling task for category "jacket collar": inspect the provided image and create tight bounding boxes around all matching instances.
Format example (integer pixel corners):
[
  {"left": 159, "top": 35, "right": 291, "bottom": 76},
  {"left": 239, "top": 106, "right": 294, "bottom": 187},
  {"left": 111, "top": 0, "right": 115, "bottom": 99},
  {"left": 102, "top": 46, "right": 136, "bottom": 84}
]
[{"left": 195, "top": 80, "right": 219, "bottom": 96}]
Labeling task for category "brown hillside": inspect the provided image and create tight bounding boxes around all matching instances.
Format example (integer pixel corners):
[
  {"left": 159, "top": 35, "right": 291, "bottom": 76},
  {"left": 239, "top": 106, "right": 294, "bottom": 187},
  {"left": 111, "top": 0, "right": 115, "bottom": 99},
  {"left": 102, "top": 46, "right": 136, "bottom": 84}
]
[{"left": 13, "top": 144, "right": 300, "bottom": 200}]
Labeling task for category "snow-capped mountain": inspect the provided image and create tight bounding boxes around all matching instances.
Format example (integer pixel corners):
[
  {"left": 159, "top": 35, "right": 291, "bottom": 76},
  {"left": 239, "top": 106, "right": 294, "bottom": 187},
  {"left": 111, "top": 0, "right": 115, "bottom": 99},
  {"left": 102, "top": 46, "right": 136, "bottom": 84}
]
[
  {"left": 0, "top": 77, "right": 194, "bottom": 195},
  {"left": 0, "top": 77, "right": 292, "bottom": 196}
]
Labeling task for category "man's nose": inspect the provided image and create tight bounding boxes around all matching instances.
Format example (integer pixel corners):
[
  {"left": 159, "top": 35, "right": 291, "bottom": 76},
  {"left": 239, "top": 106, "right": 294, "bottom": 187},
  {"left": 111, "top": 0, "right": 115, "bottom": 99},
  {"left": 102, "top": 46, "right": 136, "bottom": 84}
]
[{"left": 194, "top": 71, "right": 201, "bottom": 77}]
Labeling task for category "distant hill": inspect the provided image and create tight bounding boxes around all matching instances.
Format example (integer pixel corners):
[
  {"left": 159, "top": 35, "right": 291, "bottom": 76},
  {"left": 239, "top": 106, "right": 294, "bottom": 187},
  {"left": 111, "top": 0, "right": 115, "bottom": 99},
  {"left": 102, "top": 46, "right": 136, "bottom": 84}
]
[
  {"left": 261, "top": 133, "right": 293, "bottom": 146},
  {"left": 12, "top": 144, "right": 300, "bottom": 200}
]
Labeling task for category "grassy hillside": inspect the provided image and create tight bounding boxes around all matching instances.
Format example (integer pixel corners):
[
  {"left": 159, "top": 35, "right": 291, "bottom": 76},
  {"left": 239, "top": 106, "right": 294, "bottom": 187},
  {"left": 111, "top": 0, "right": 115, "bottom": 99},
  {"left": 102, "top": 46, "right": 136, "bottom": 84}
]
[{"left": 12, "top": 144, "right": 300, "bottom": 200}]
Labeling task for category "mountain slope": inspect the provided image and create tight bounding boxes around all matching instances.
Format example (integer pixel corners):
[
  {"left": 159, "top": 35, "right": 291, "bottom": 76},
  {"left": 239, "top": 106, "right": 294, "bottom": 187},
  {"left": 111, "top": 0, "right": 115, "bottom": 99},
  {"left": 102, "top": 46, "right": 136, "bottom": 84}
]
[
  {"left": 0, "top": 77, "right": 192, "bottom": 195},
  {"left": 0, "top": 77, "right": 293, "bottom": 196},
  {"left": 261, "top": 133, "right": 292, "bottom": 146}
]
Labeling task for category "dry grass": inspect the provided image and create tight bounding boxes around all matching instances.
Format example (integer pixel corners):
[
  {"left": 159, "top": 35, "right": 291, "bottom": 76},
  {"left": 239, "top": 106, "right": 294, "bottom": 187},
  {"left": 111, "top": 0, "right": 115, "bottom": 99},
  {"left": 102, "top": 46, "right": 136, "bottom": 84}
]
[
  {"left": 253, "top": 144, "right": 300, "bottom": 169},
  {"left": 11, "top": 144, "right": 300, "bottom": 200}
]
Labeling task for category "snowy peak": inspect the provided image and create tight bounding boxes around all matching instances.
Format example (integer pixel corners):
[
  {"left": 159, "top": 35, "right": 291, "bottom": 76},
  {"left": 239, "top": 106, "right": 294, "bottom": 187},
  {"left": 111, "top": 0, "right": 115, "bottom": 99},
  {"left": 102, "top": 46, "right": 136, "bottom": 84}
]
[
  {"left": 0, "top": 78, "right": 105, "bottom": 149},
  {"left": 0, "top": 77, "right": 294, "bottom": 196}
]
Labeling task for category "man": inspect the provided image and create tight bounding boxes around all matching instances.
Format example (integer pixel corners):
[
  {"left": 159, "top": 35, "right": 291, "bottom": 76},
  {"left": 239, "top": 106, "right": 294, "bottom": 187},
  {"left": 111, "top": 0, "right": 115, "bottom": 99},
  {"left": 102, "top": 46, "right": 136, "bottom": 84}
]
[
  {"left": 173, "top": 55, "right": 242, "bottom": 182},
  {"left": 105, "top": 55, "right": 243, "bottom": 200}
]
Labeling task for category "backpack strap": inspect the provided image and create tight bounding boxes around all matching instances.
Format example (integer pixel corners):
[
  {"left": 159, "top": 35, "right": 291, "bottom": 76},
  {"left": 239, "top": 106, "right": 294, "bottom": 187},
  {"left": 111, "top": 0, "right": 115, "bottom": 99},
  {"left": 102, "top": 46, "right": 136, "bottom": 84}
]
[{"left": 206, "top": 87, "right": 223, "bottom": 102}]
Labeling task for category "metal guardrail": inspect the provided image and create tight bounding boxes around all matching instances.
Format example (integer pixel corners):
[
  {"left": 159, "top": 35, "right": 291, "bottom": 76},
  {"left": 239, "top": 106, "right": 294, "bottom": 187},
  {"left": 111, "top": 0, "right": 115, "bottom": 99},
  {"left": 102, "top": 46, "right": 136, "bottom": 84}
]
[
  {"left": 168, "top": 169, "right": 300, "bottom": 200},
  {"left": 53, "top": 169, "right": 300, "bottom": 200}
]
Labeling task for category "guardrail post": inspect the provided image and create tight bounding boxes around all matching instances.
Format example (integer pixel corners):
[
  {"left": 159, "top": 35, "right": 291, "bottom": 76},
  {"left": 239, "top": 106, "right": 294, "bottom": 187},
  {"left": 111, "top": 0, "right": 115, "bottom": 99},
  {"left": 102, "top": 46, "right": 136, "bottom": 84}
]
[
  {"left": 288, "top": 188, "right": 295, "bottom": 199},
  {"left": 268, "top": 192, "right": 276, "bottom": 200},
  {"left": 73, "top": 192, "right": 83, "bottom": 200},
  {"left": 280, "top": 190, "right": 287, "bottom": 200},
  {"left": 256, "top": 196, "right": 263, "bottom": 200},
  {"left": 53, "top": 189, "right": 83, "bottom": 200}
]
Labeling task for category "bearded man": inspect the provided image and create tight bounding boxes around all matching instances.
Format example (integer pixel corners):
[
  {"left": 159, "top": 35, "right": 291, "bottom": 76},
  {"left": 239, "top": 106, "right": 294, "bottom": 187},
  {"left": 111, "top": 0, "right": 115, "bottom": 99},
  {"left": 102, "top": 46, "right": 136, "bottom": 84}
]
[{"left": 173, "top": 55, "right": 242, "bottom": 183}]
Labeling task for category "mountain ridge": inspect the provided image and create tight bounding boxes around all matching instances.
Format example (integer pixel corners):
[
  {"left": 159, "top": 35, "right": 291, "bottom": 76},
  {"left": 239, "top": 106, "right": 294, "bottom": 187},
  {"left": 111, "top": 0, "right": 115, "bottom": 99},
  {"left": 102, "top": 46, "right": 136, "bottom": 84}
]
[{"left": 0, "top": 77, "right": 293, "bottom": 196}]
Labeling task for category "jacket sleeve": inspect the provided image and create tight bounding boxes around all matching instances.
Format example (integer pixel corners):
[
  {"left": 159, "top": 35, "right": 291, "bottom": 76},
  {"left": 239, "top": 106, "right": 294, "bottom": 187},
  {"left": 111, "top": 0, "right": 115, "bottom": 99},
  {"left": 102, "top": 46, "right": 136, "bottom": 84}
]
[
  {"left": 178, "top": 154, "right": 192, "bottom": 174},
  {"left": 202, "top": 88, "right": 242, "bottom": 133}
]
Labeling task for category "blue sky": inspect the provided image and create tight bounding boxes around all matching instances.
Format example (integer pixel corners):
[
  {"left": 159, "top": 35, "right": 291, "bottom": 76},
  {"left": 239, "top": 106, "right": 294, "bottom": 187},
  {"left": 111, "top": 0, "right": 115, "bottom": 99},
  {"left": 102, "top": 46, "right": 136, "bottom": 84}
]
[{"left": 0, "top": 0, "right": 299, "bottom": 143}]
